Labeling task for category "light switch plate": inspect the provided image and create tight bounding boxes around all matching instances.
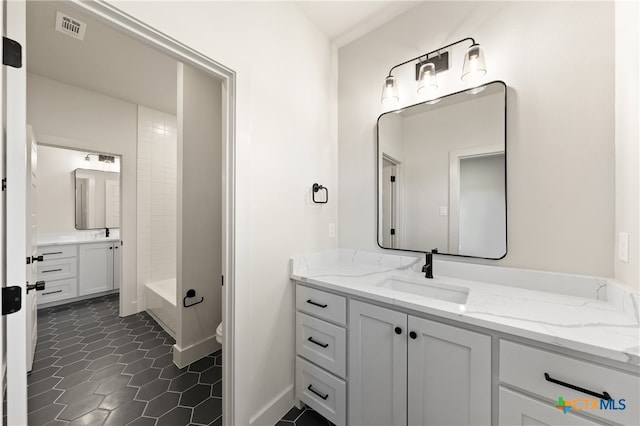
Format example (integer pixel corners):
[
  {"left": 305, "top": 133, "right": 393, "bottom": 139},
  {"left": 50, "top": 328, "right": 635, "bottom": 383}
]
[
  {"left": 328, "top": 223, "right": 335, "bottom": 238},
  {"left": 618, "top": 232, "right": 629, "bottom": 263},
  {"left": 439, "top": 206, "right": 448, "bottom": 216}
]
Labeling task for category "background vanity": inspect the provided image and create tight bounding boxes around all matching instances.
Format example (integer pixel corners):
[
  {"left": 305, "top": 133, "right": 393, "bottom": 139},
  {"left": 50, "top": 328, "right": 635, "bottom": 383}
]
[{"left": 36, "top": 145, "right": 122, "bottom": 307}]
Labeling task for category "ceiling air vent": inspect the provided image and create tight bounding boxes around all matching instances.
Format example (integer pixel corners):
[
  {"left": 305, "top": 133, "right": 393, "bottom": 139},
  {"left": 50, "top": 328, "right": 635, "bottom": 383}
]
[{"left": 55, "top": 11, "right": 87, "bottom": 41}]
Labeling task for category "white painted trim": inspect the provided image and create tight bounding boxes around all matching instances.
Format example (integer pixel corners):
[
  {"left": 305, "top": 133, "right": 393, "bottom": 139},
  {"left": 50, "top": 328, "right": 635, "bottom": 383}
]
[
  {"left": 448, "top": 144, "right": 504, "bottom": 253},
  {"left": 172, "top": 336, "right": 221, "bottom": 369},
  {"left": 249, "top": 384, "right": 294, "bottom": 426},
  {"left": 67, "top": 2, "right": 237, "bottom": 424}
]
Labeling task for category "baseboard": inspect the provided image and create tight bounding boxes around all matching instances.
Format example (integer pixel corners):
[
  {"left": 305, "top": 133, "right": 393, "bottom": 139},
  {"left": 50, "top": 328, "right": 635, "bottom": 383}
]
[
  {"left": 250, "top": 384, "right": 294, "bottom": 426},
  {"left": 173, "top": 335, "right": 221, "bottom": 368}
]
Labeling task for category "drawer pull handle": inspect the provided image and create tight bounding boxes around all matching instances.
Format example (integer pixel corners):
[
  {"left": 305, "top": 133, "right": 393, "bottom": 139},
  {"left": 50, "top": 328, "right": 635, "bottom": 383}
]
[
  {"left": 42, "top": 268, "right": 63, "bottom": 273},
  {"left": 43, "top": 290, "right": 63, "bottom": 295},
  {"left": 308, "top": 337, "right": 329, "bottom": 348},
  {"left": 42, "top": 251, "right": 63, "bottom": 256},
  {"left": 306, "top": 299, "right": 328, "bottom": 308},
  {"left": 307, "top": 385, "right": 329, "bottom": 400},
  {"left": 544, "top": 373, "right": 611, "bottom": 400}
]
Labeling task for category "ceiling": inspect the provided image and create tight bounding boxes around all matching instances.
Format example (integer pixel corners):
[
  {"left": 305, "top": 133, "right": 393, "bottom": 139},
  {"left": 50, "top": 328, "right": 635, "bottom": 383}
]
[
  {"left": 26, "top": 1, "right": 178, "bottom": 114},
  {"left": 296, "top": 1, "right": 422, "bottom": 47},
  {"left": 26, "top": 1, "right": 422, "bottom": 114}
]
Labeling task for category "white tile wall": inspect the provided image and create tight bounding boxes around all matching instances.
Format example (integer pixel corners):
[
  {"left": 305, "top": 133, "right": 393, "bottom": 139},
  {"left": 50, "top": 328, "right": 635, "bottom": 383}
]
[{"left": 137, "top": 105, "right": 177, "bottom": 307}]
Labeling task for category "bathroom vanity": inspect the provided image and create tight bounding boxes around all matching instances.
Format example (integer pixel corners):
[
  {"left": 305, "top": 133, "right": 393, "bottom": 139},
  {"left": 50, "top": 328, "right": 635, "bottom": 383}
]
[
  {"left": 291, "top": 249, "right": 640, "bottom": 426},
  {"left": 36, "top": 234, "right": 121, "bottom": 306}
]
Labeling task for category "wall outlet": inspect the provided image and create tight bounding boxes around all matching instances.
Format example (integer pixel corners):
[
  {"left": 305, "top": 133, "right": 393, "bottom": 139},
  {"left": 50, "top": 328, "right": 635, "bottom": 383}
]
[
  {"left": 618, "top": 232, "right": 629, "bottom": 263},
  {"left": 439, "top": 206, "right": 448, "bottom": 216},
  {"left": 329, "top": 223, "right": 335, "bottom": 238}
]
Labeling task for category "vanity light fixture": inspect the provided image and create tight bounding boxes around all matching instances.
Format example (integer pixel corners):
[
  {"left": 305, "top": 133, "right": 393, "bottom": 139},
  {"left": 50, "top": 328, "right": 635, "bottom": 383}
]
[{"left": 381, "top": 37, "right": 487, "bottom": 104}]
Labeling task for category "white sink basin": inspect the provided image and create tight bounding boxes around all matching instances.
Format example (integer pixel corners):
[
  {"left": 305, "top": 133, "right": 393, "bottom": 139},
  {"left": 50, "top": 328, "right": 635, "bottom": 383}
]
[{"left": 377, "top": 276, "right": 469, "bottom": 304}]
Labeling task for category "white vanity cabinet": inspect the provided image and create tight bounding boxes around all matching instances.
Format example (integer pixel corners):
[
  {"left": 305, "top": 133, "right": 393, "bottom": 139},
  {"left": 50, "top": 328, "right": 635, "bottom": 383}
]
[
  {"left": 499, "top": 340, "right": 639, "bottom": 426},
  {"left": 295, "top": 285, "right": 347, "bottom": 426},
  {"left": 36, "top": 244, "right": 79, "bottom": 304},
  {"left": 78, "top": 242, "right": 117, "bottom": 295},
  {"left": 348, "top": 300, "right": 491, "bottom": 426}
]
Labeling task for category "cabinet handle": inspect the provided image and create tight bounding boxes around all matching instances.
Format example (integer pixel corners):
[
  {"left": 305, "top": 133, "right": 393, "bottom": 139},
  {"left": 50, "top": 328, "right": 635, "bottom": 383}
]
[
  {"left": 42, "top": 251, "right": 63, "bottom": 256},
  {"left": 307, "top": 336, "right": 329, "bottom": 348},
  {"left": 109, "top": 247, "right": 113, "bottom": 250},
  {"left": 409, "top": 331, "right": 417, "bottom": 339},
  {"left": 307, "top": 385, "right": 329, "bottom": 400},
  {"left": 395, "top": 327, "right": 402, "bottom": 335},
  {"left": 544, "top": 373, "right": 611, "bottom": 400},
  {"left": 42, "top": 268, "right": 62, "bottom": 273},
  {"left": 306, "top": 299, "right": 327, "bottom": 308},
  {"left": 43, "top": 290, "right": 63, "bottom": 295}
]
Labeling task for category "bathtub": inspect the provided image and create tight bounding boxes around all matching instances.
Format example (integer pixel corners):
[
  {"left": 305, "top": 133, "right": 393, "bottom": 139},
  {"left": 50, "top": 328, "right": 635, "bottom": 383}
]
[{"left": 145, "top": 278, "right": 177, "bottom": 338}]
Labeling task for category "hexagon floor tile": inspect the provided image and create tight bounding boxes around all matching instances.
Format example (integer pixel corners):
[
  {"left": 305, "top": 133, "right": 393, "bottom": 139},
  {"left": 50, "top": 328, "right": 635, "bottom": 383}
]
[{"left": 27, "top": 294, "right": 222, "bottom": 426}]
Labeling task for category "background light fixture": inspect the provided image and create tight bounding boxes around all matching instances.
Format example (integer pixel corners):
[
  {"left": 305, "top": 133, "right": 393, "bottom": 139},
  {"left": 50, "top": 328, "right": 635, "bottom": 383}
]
[
  {"left": 381, "top": 75, "right": 399, "bottom": 104},
  {"left": 380, "top": 37, "right": 487, "bottom": 104}
]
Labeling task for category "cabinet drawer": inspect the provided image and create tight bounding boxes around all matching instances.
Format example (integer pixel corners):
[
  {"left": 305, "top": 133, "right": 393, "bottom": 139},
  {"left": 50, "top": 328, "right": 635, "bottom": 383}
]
[
  {"left": 499, "top": 387, "right": 601, "bottom": 425},
  {"left": 37, "top": 258, "right": 77, "bottom": 281},
  {"left": 37, "top": 244, "right": 77, "bottom": 260},
  {"left": 296, "top": 285, "right": 346, "bottom": 325},
  {"left": 296, "top": 312, "right": 346, "bottom": 378},
  {"left": 37, "top": 278, "right": 78, "bottom": 305},
  {"left": 500, "top": 340, "right": 638, "bottom": 425},
  {"left": 296, "top": 356, "right": 346, "bottom": 426}
]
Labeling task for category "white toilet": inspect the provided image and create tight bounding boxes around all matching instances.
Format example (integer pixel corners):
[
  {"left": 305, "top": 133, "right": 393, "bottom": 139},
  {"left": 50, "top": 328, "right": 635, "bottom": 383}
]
[{"left": 216, "top": 322, "right": 223, "bottom": 344}]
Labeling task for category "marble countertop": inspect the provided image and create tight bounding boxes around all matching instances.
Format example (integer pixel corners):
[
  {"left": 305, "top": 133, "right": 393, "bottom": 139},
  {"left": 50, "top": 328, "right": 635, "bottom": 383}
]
[
  {"left": 290, "top": 249, "right": 640, "bottom": 368},
  {"left": 38, "top": 231, "right": 120, "bottom": 246}
]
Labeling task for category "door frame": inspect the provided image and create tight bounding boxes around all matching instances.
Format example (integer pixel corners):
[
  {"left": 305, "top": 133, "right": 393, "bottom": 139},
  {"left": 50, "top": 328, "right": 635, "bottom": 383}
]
[{"left": 65, "top": 1, "right": 237, "bottom": 424}]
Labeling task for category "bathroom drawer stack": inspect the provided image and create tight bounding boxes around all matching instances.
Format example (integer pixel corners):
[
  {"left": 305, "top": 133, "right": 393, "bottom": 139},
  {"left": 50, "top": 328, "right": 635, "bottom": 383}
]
[
  {"left": 499, "top": 340, "right": 639, "bottom": 425},
  {"left": 36, "top": 244, "right": 79, "bottom": 304},
  {"left": 295, "top": 285, "right": 347, "bottom": 426}
]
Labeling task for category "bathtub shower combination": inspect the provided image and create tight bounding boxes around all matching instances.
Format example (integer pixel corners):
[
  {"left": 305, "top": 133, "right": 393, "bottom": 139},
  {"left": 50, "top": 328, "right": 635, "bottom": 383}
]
[
  {"left": 145, "top": 278, "right": 177, "bottom": 338},
  {"left": 145, "top": 278, "right": 223, "bottom": 343}
]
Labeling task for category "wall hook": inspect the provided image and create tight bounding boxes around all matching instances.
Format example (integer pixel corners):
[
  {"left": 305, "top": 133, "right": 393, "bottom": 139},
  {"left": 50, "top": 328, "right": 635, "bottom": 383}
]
[
  {"left": 183, "top": 288, "right": 204, "bottom": 308},
  {"left": 312, "top": 183, "right": 328, "bottom": 204}
]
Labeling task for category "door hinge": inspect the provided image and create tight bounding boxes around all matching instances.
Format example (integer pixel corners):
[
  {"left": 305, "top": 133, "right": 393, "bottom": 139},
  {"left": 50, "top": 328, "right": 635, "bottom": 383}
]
[
  {"left": 390, "top": 228, "right": 396, "bottom": 235},
  {"left": 2, "top": 37, "right": 22, "bottom": 68},
  {"left": 2, "top": 286, "right": 22, "bottom": 315},
  {"left": 390, "top": 176, "right": 396, "bottom": 182},
  {"left": 2, "top": 178, "right": 6, "bottom": 191},
  {"left": 221, "top": 275, "right": 224, "bottom": 286}
]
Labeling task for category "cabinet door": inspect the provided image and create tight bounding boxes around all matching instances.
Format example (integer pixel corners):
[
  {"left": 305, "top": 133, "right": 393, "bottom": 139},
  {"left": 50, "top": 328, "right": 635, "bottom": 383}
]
[
  {"left": 79, "top": 242, "right": 114, "bottom": 295},
  {"left": 407, "top": 316, "right": 491, "bottom": 426},
  {"left": 113, "top": 242, "right": 121, "bottom": 289},
  {"left": 499, "top": 387, "right": 601, "bottom": 426},
  {"left": 349, "top": 300, "right": 407, "bottom": 426}
]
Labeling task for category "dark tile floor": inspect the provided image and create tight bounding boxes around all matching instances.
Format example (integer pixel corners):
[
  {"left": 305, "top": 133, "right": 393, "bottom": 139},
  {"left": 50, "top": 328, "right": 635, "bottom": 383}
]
[
  {"left": 29, "top": 294, "right": 222, "bottom": 426},
  {"left": 277, "top": 406, "right": 334, "bottom": 426}
]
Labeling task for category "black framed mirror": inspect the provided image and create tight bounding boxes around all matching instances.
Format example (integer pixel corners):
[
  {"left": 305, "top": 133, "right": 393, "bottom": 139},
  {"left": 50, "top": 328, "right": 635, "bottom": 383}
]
[{"left": 377, "top": 80, "right": 507, "bottom": 259}]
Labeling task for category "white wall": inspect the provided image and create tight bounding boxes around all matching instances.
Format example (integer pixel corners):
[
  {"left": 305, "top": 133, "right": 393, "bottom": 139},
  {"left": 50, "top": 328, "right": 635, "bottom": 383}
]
[
  {"left": 175, "top": 62, "right": 222, "bottom": 365},
  {"left": 27, "top": 72, "right": 139, "bottom": 315},
  {"left": 37, "top": 145, "right": 120, "bottom": 233},
  {"left": 339, "top": 1, "right": 615, "bottom": 278},
  {"left": 101, "top": 2, "right": 339, "bottom": 424},
  {"left": 137, "top": 105, "right": 178, "bottom": 309},
  {"left": 614, "top": 0, "right": 639, "bottom": 292}
]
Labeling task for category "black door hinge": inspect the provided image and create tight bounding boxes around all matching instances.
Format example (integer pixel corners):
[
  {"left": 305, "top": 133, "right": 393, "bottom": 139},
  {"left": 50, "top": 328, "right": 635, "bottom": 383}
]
[
  {"left": 2, "top": 178, "right": 6, "bottom": 191},
  {"left": 2, "top": 286, "right": 22, "bottom": 315},
  {"left": 390, "top": 176, "right": 396, "bottom": 182},
  {"left": 390, "top": 228, "right": 396, "bottom": 235},
  {"left": 221, "top": 275, "right": 224, "bottom": 286},
  {"left": 2, "top": 37, "right": 22, "bottom": 68}
]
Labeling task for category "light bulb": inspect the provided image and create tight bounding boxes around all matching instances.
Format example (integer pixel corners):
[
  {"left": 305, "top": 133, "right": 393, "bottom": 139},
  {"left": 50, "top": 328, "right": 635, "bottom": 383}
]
[
  {"left": 417, "top": 62, "right": 438, "bottom": 95},
  {"left": 381, "top": 75, "right": 399, "bottom": 104}
]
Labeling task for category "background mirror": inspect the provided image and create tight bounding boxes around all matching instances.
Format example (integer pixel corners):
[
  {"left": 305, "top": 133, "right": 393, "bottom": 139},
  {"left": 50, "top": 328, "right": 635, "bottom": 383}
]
[
  {"left": 377, "top": 81, "right": 506, "bottom": 259},
  {"left": 75, "top": 168, "right": 120, "bottom": 229}
]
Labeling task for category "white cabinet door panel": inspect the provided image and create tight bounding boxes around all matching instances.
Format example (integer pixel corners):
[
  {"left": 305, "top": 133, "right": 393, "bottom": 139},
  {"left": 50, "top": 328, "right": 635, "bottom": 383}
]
[
  {"left": 407, "top": 316, "right": 491, "bottom": 426},
  {"left": 349, "top": 300, "right": 407, "bottom": 426},
  {"left": 79, "top": 243, "right": 114, "bottom": 295}
]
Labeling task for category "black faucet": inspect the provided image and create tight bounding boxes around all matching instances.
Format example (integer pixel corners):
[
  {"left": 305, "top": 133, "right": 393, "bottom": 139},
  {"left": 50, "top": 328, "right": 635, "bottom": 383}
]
[
  {"left": 422, "top": 252, "right": 433, "bottom": 279},
  {"left": 105, "top": 227, "right": 110, "bottom": 238}
]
